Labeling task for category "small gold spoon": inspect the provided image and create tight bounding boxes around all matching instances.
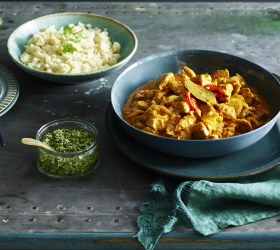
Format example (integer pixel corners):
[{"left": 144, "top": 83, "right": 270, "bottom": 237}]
[{"left": 21, "top": 138, "right": 55, "bottom": 152}]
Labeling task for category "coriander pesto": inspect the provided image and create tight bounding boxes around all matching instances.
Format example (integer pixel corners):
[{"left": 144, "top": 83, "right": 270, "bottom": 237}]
[
  {"left": 37, "top": 126, "right": 99, "bottom": 179},
  {"left": 42, "top": 128, "right": 93, "bottom": 152}
]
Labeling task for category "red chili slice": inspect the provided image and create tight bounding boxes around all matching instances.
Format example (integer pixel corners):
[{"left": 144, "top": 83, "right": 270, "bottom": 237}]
[
  {"left": 185, "top": 91, "right": 199, "bottom": 110},
  {"left": 204, "top": 84, "right": 224, "bottom": 100}
]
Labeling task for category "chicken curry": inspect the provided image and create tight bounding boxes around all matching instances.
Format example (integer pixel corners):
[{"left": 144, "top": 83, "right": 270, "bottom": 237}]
[{"left": 123, "top": 66, "right": 271, "bottom": 140}]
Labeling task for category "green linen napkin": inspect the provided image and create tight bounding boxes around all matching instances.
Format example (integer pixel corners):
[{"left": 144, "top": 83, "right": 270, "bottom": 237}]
[{"left": 135, "top": 165, "right": 280, "bottom": 250}]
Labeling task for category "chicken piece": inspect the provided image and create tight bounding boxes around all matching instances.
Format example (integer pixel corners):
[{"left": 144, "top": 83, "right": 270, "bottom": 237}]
[
  {"left": 182, "top": 66, "right": 196, "bottom": 78},
  {"left": 225, "top": 76, "right": 242, "bottom": 95},
  {"left": 202, "top": 118, "right": 224, "bottom": 138},
  {"left": 191, "top": 122, "right": 210, "bottom": 139},
  {"left": 218, "top": 103, "right": 237, "bottom": 119},
  {"left": 235, "top": 73, "right": 247, "bottom": 88},
  {"left": 239, "top": 87, "right": 255, "bottom": 105},
  {"left": 145, "top": 105, "right": 173, "bottom": 131},
  {"left": 217, "top": 83, "right": 234, "bottom": 102},
  {"left": 200, "top": 102, "right": 218, "bottom": 117},
  {"left": 203, "top": 104, "right": 223, "bottom": 135},
  {"left": 171, "top": 114, "right": 197, "bottom": 139},
  {"left": 124, "top": 89, "right": 155, "bottom": 116},
  {"left": 192, "top": 116, "right": 223, "bottom": 140},
  {"left": 174, "top": 72, "right": 186, "bottom": 83},
  {"left": 211, "top": 69, "right": 230, "bottom": 81},
  {"left": 153, "top": 90, "right": 167, "bottom": 105},
  {"left": 180, "top": 114, "right": 197, "bottom": 128},
  {"left": 192, "top": 73, "right": 212, "bottom": 86},
  {"left": 192, "top": 103, "right": 223, "bottom": 139},
  {"left": 166, "top": 75, "right": 186, "bottom": 95},
  {"left": 227, "top": 94, "right": 249, "bottom": 118},
  {"left": 165, "top": 95, "right": 180, "bottom": 106},
  {"left": 141, "top": 73, "right": 174, "bottom": 91},
  {"left": 171, "top": 101, "right": 191, "bottom": 114},
  {"left": 136, "top": 100, "right": 150, "bottom": 110},
  {"left": 158, "top": 73, "right": 175, "bottom": 90}
]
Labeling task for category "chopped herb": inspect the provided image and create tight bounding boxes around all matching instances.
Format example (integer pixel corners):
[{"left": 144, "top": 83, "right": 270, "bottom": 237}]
[
  {"left": 63, "top": 25, "right": 72, "bottom": 37},
  {"left": 37, "top": 128, "right": 99, "bottom": 178},
  {"left": 42, "top": 128, "right": 93, "bottom": 152},
  {"left": 61, "top": 25, "right": 84, "bottom": 53},
  {"left": 61, "top": 43, "right": 77, "bottom": 53}
]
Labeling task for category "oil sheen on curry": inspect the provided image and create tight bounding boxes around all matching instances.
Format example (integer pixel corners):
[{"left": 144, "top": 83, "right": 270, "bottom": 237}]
[{"left": 123, "top": 66, "right": 271, "bottom": 140}]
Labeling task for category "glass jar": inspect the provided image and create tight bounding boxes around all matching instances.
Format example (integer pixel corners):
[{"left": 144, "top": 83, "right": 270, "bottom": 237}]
[{"left": 36, "top": 119, "right": 99, "bottom": 179}]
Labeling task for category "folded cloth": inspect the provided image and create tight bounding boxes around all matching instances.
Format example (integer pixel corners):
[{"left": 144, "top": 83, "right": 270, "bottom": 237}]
[{"left": 135, "top": 165, "right": 280, "bottom": 250}]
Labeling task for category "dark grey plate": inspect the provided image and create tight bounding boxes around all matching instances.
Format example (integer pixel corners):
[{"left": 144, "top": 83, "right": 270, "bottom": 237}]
[
  {"left": 0, "top": 65, "right": 19, "bottom": 116},
  {"left": 106, "top": 104, "right": 280, "bottom": 180}
]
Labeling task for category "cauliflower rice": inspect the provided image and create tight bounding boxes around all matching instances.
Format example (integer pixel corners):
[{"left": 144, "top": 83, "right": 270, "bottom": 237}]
[{"left": 20, "top": 22, "right": 121, "bottom": 74}]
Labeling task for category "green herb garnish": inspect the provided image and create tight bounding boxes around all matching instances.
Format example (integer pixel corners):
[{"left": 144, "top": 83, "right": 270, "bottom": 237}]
[
  {"left": 63, "top": 26, "right": 72, "bottom": 37},
  {"left": 61, "top": 43, "right": 77, "bottom": 54},
  {"left": 61, "top": 25, "right": 83, "bottom": 53}
]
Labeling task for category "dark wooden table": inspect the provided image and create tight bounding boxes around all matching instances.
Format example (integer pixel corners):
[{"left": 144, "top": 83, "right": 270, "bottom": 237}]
[{"left": 0, "top": 1, "right": 280, "bottom": 249}]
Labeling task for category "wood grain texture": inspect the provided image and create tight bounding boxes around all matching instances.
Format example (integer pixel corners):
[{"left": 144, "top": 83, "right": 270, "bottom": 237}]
[{"left": 0, "top": 1, "right": 280, "bottom": 249}]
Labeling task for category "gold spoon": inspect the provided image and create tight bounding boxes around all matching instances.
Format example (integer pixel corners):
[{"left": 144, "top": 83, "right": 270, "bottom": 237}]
[{"left": 21, "top": 138, "right": 55, "bottom": 152}]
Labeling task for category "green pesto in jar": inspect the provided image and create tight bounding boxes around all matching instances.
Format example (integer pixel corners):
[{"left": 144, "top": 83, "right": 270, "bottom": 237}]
[
  {"left": 37, "top": 128, "right": 99, "bottom": 178},
  {"left": 42, "top": 128, "right": 93, "bottom": 152}
]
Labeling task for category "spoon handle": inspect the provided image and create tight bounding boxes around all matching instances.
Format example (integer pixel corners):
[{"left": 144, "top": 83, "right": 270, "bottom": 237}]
[{"left": 21, "top": 138, "right": 55, "bottom": 151}]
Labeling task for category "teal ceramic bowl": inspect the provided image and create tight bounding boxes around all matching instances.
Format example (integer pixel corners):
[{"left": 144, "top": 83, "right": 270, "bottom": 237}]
[
  {"left": 7, "top": 13, "right": 137, "bottom": 84},
  {"left": 111, "top": 50, "right": 280, "bottom": 158}
]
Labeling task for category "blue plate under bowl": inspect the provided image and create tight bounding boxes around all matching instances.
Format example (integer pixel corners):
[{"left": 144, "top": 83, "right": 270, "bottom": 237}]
[
  {"left": 111, "top": 50, "right": 280, "bottom": 158},
  {"left": 7, "top": 12, "right": 137, "bottom": 84}
]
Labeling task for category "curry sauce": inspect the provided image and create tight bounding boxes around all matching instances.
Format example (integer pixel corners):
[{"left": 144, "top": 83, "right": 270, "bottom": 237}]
[{"left": 123, "top": 66, "right": 271, "bottom": 140}]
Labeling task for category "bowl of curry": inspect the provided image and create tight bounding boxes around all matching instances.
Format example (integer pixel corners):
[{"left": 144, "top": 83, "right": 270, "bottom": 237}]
[{"left": 111, "top": 50, "right": 280, "bottom": 158}]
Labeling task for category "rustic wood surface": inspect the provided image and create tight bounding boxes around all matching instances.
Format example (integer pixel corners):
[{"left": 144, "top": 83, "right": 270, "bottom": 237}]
[{"left": 0, "top": 1, "right": 280, "bottom": 249}]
